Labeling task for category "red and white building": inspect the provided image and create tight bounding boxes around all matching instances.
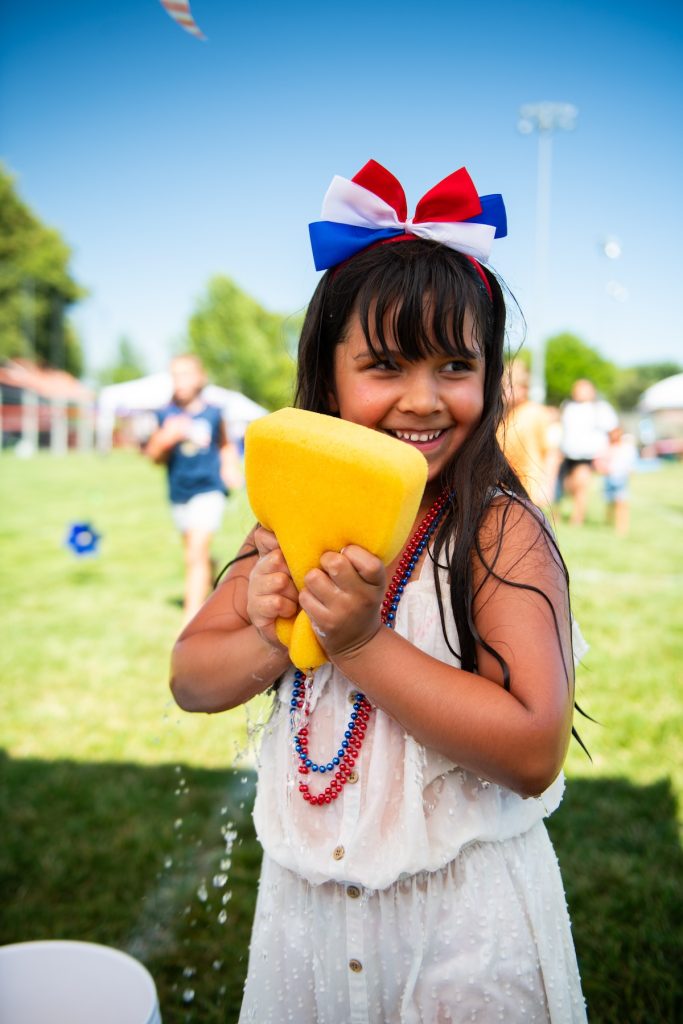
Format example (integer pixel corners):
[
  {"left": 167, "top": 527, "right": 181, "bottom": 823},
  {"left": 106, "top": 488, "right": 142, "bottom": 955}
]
[{"left": 0, "top": 359, "right": 95, "bottom": 453}]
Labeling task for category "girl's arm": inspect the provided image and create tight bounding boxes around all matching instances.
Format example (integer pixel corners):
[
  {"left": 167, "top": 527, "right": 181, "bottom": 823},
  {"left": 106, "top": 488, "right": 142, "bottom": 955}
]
[
  {"left": 299, "top": 500, "right": 574, "bottom": 797},
  {"left": 170, "top": 528, "right": 297, "bottom": 712}
]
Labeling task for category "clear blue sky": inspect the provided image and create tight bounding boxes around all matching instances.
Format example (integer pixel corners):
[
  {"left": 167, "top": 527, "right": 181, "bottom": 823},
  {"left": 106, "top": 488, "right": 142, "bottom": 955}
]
[{"left": 1, "top": 0, "right": 682, "bottom": 377}]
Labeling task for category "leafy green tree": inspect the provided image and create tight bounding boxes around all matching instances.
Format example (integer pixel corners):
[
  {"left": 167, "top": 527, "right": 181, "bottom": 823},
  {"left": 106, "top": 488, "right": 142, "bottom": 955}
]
[
  {"left": 0, "top": 164, "right": 86, "bottom": 375},
  {"left": 613, "top": 361, "right": 682, "bottom": 411},
  {"left": 97, "top": 335, "right": 147, "bottom": 385},
  {"left": 187, "top": 276, "right": 296, "bottom": 410},
  {"left": 544, "top": 333, "right": 618, "bottom": 406}
]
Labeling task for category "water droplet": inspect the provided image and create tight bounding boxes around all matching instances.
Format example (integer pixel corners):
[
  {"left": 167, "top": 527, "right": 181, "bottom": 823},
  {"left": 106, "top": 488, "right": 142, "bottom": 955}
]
[
  {"left": 175, "top": 765, "right": 182, "bottom": 773},
  {"left": 212, "top": 960, "right": 223, "bottom": 971},
  {"left": 182, "top": 966, "right": 196, "bottom": 979},
  {"left": 221, "top": 891, "right": 232, "bottom": 905},
  {"left": 182, "top": 988, "right": 195, "bottom": 1004},
  {"left": 212, "top": 873, "right": 228, "bottom": 889},
  {"left": 220, "top": 857, "right": 232, "bottom": 871},
  {"left": 217, "top": 909, "right": 228, "bottom": 924},
  {"left": 164, "top": 856, "right": 173, "bottom": 869},
  {"left": 196, "top": 882, "right": 208, "bottom": 902},
  {"left": 174, "top": 818, "right": 183, "bottom": 830},
  {"left": 240, "top": 776, "right": 248, "bottom": 784}
]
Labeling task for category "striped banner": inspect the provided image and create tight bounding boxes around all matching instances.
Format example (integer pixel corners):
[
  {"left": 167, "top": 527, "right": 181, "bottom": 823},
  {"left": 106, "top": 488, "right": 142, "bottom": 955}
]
[{"left": 159, "top": 0, "right": 206, "bottom": 40}]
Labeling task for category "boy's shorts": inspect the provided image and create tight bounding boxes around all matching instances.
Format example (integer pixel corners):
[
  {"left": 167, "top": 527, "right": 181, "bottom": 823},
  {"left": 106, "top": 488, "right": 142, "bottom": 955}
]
[{"left": 171, "top": 490, "right": 226, "bottom": 534}]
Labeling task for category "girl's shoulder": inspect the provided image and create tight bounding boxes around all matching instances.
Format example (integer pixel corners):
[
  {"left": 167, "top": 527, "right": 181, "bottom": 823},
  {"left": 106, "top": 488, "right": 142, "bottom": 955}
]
[
  {"left": 484, "top": 487, "right": 548, "bottom": 525},
  {"left": 476, "top": 491, "right": 562, "bottom": 582}
]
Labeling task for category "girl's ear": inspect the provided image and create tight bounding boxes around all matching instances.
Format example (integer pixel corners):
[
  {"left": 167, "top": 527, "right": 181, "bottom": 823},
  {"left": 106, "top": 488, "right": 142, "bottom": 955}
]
[{"left": 327, "top": 388, "right": 339, "bottom": 413}]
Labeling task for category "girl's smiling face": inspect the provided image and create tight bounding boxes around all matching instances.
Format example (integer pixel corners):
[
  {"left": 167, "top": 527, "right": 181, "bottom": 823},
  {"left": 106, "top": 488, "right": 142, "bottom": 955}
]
[{"left": 330, "top": 307, "right": 485, "bottom": 491}]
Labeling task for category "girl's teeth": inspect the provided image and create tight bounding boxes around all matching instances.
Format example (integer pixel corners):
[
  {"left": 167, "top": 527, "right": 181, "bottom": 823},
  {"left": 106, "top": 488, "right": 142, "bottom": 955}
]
[{"left": 393, "top": 430, "right": 443, "bottom": 442}]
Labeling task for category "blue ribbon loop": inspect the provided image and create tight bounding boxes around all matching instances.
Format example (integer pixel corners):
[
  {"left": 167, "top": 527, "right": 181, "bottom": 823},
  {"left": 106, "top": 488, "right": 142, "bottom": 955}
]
[
  {"left": 309, "top": 222, "right": 403, "bottom": 271},
  {"left": 466, "top": 194, "right": 507, "bottom": 238}
]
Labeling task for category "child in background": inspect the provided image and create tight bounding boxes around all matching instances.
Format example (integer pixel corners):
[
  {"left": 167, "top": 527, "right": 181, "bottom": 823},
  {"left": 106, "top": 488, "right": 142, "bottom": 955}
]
[
  {"left": 500, "top": 359, "right": 559, "bottom": 506},
  {"left": 170, "top": 161, "right": 588, "bottom": 1022},
  {"left": 595, "top": 424, "right": 638, "bottom": 536},
  {"left": 146, "top": 353, "right": 238, "bottom": 624},
  {"left": 557, "top": 379, "right": 618, "bottom": 525}
]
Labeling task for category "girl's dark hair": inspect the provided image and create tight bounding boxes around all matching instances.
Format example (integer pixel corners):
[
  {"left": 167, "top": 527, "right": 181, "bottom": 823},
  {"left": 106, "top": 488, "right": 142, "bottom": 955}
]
[{"left": 295, "top": 240, "right": 583, "bottom": 742}]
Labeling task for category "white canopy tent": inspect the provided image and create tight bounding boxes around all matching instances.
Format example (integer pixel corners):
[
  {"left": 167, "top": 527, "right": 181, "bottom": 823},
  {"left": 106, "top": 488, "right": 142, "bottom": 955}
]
[
  {"left": 96, "top": 373, "right": 268, "bottom": 451},
  {"left": 638, "top": 373, "right": 683, "bottom": 413}
]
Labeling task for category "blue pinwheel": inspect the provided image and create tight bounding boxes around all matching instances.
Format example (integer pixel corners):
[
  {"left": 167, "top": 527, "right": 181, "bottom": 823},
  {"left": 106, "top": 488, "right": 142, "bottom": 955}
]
[{"left": 65, "top": 522, "right": 101, "bottom": 557}]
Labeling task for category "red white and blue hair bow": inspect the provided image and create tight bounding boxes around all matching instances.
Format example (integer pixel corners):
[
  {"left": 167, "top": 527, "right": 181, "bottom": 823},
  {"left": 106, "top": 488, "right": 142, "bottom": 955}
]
[{"left": 309, "top": 160, "right": 507, "bottom": 273}]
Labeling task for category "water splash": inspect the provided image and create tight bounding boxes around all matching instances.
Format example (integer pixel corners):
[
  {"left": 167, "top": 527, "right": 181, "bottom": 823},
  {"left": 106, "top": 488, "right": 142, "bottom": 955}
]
[{"left": 151, "top": 685, "right": 268, "bottom": 1016}]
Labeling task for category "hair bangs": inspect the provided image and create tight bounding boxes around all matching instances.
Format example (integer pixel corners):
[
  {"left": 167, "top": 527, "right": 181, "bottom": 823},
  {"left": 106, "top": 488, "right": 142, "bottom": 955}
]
[{"left": 352, "top": 248, "right": 488, "bottom": 365}]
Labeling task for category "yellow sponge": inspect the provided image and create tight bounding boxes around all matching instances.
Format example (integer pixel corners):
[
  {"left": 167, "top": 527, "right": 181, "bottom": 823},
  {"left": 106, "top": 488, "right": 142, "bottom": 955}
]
[{"left": 245, "top": 408, "right": 428, "bottom": 670}]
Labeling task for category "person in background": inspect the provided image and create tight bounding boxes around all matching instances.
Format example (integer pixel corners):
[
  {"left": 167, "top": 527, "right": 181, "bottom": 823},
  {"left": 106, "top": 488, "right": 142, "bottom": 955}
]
[
  {"left": 499, "top": 360, "right": 559, "bottom": 507},
  {"left": 146, "top": 353, "right": 240, "bottom": 624},
  {"left": 595, "top": 424, "right": 638, "bottom": 536},
  {"left": 557, "top": 378, "right": 618, "bottom": 525}
]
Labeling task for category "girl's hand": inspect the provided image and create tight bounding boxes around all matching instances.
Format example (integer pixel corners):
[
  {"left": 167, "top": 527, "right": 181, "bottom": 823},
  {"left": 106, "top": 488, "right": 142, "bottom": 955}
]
[
  {"left": 299, "top": 546, "right": 386, "bottom": 660},
  {"left": 247, "top": 527, "right": 299, "bottom": 651}
]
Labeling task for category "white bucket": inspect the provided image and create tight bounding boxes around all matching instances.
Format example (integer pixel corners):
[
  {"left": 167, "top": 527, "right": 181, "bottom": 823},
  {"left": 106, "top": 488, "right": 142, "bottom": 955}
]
[{"left": 0, "top": 940, "right": 162, "bottom": 1024}]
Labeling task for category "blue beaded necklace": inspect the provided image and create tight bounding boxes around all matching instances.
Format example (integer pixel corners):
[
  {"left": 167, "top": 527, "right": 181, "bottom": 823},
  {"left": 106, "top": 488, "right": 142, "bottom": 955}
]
[{"left": 291, "top": 489, "right": 450, "bottom": 806}]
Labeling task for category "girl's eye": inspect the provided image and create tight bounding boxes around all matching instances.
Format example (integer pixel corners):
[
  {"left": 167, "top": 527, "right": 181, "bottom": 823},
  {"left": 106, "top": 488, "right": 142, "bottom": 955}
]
[
  {"left": 443, "top": 358, "right": 478, "bottom": 373},
  {"left": 370, "top": 359, "right": 400, "bottom": 371}
]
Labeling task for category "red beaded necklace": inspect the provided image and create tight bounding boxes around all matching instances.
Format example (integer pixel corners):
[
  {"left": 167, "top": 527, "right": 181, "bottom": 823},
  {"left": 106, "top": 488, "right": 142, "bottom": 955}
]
[{"left": 291, "top": 489, "right": 450, "bottom": 806}]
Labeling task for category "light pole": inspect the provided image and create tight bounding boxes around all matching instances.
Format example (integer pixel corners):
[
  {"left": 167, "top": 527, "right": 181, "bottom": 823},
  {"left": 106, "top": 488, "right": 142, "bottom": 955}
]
[{"left": 518, "top": 102, "right": 578, "bottom": 402}]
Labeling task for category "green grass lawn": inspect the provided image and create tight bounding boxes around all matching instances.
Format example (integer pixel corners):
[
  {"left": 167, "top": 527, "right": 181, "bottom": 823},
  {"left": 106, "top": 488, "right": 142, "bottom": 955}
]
[{"left": 1, "top": 450, "right": 682, "bottom": 1022}]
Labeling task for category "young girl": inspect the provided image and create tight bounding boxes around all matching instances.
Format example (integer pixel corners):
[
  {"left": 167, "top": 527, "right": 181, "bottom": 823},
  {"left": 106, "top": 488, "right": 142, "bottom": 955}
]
[{"left": 170, "top": 161, "right": 588, "bottom": 1023}]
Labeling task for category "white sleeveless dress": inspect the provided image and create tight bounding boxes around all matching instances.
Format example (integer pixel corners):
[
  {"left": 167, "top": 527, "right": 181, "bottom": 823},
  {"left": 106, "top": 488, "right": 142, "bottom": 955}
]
[{"left": 239, "top": 559, "right": 588, "bottom": 1024}]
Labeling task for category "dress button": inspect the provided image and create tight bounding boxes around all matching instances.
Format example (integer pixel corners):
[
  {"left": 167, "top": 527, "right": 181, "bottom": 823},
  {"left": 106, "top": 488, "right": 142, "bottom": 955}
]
[
  {"left": 348, "top": 769, "right": 359, "bottom": 784},
  {"left": 349, "top": 959, "right": 363, "bottom": 973},
  {"left": 346, "top": 885, "right": 361, "bottom": 899},
  {"left": 333, "top": 845, "right": 345, "bottom": 861}
]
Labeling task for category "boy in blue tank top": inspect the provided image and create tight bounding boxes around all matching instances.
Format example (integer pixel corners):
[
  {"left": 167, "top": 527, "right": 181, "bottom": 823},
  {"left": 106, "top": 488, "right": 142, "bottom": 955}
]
[{"left": 146, "top": 354, "right": 236, "bottom": 623}]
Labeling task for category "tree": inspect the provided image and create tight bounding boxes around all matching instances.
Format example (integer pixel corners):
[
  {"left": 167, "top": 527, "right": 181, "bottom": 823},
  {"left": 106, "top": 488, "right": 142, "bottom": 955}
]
[
  {"left": 187, "top": 276, "right": 296, "bottom": 410},
  {"left": 0, "top": 164, "right": 86, "bottom": 375},
  {"left": 97, "top": 335, "right": 147, "bottom": 385},
  {"left": 612, "top": 361, "right": 682, "bottom": 411},
  {"left": 544, "top": 333, "right": 618, "bottom": 406}
]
